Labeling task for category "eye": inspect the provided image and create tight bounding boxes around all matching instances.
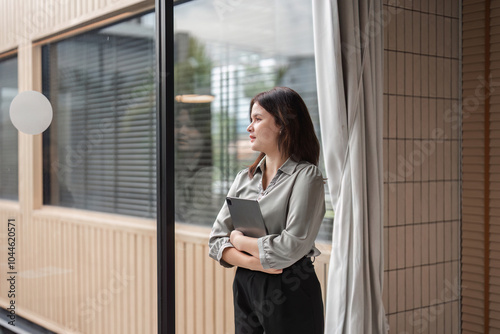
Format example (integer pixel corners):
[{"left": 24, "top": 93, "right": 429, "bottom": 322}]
[{"left": 250, "top": 115, "right": 262, "bottom": 123}]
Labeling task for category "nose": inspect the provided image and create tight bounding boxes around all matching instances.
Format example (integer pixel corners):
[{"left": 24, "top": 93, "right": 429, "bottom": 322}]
[
  {"left": 247, "top": 122, "right": 253, "bottom": 133},
  {"left": 177, "top": 124, "right": 188, "bottom": 135}
]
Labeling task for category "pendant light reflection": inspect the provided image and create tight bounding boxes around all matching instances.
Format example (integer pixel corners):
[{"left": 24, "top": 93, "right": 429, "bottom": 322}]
[{"left": 175, "top": 94, "right": 215, "bottom": 103}]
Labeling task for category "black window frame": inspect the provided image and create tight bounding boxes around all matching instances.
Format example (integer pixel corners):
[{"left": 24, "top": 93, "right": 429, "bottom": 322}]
[{"left": 156, "top": 1, "right": 175, "bottom": 333}]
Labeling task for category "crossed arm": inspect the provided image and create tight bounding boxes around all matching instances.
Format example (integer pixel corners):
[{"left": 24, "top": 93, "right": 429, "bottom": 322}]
[{"left": 221, "top": 230, "right": 282, "bottom": 274}]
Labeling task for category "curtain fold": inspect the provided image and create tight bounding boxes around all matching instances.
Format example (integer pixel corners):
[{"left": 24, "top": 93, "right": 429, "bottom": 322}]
[{"left": 312, "top": 0, "right": 387, "bottom": 333}]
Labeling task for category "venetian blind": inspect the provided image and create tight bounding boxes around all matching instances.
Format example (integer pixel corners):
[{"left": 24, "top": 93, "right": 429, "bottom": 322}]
[
  {"left": 0, "top": 56, "right": 18, "bottom": 200},
  {"left": 42, "top": 13, "right": 157, "bottom": 218}
]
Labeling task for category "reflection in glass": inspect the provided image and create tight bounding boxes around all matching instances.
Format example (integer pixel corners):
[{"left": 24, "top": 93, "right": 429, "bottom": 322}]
[
  {"left": 174, "top": 33, "right": 216, "bottom": 224},
  {"left": 174, "top": 104, "right": 215, "bottom": 224},
  {"left": 174, "top": 0, "right": 334, "bottom": 240},
  {"left": 0, "top": 56, "right": 18, "bottom": 200}
]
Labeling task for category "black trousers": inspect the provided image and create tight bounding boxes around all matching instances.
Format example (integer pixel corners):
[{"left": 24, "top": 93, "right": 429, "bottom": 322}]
[{"left": 233, "top": 257, "right": 324, "bottom": 334}]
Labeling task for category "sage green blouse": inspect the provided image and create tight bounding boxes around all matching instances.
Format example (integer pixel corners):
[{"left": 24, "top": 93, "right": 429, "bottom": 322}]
[{"left": 208, "top": 156, "right": 326, "bottom": 270}]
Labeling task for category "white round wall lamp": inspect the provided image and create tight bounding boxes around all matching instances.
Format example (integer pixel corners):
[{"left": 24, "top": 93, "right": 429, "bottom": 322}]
[{"left": 9, "top": 90, "right": 53, "bottom": 135}]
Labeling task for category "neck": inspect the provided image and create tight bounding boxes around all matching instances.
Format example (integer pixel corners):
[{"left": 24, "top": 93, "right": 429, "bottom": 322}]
[{"left": 264, "top": 152, "right": 288, "bottom": 176}]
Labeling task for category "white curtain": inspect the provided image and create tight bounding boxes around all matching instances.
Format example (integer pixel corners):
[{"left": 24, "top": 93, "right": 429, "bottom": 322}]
[{"left": 312, "top": 0, "right": 387, "bottom": 333}]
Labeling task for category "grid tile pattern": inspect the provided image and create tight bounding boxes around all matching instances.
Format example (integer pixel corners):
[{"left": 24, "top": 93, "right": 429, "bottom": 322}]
[{"left": 383, "top": 1, "right": 461, "bottom": 333}]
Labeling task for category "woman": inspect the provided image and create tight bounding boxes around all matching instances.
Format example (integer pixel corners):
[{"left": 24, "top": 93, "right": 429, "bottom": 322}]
[
  {"left": 209, "top": 87, "right": 325, "bottom": 333},
  {"left": 174, "top": 105, "right": 215, "bottom": 224}
]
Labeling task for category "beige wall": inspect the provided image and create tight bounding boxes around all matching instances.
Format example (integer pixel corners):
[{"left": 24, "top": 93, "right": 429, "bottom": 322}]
[
  {"left": 383, "top": 0, "right": 461, "bottom": 333},
  {"left": 0, "top": 0, "right": 153, "bottom": 55}
]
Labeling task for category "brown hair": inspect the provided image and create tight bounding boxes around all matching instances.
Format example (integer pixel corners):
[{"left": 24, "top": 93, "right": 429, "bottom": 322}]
[{"left": 248, "top": 87, "right": 320, "bottom": 177}]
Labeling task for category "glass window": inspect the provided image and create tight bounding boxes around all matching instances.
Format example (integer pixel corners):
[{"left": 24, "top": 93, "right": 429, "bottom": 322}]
[
  {"left": 0, "top": 56, "right": 18, "bottom": 201},
  {"left": 174, "top": 0, "right": 334, "bottom": 240},
  {"left": 42, "top": 12, "right": 157, "bottom": 218}
]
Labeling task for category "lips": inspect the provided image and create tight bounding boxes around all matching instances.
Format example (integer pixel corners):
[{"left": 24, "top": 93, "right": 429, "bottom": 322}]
[{"left": 249, "top": 135, "right": 256, "bottom": 142}]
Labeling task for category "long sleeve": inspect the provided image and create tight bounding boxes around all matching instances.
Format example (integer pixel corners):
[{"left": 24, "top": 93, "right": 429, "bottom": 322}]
[
  {"left": 257, "top": 165, "right": 325, "bottom": 269},
  {"left": 208, "top": 169, "right": 246, "bottom": 268}
]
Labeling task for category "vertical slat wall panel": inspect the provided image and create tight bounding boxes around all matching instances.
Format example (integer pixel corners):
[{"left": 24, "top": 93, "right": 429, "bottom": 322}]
[
  {"left": 489, "top": 1, "right": 500, "bottom": 333},
  {"left": 195, "top": 243, "right": 204, "bottom": 333},
  {"left": 150, "top": 235, "right": 158, "bottom": 334},
  {"left": 0, "top": 0, "right": 154, "bottom": 56},
  {"left": 214, "top": 250, "right": 226, "bottom": 333},
  {"left": 0, "top": 204, "right": 21, "bottom": 309},
  {"left": 0, "top": 204, "right": 157, "bottom": 333},
  {"left": 462, "top": 0, "right": 500, "bottom": 332},
  {"left": 176, "top": 239, "right": 186, "bottom": 333},
  {"left": 36, "top": 214, "right": 155, "bottom": 334},
  {"left": 205, "top": 245, "right": 215, "bottom": 334},
  {"left": 224, "top": 268, "right": 234, "bottom": 331},
  {"left": 185, "top": 242, "right": 194, "bottom": 334}
]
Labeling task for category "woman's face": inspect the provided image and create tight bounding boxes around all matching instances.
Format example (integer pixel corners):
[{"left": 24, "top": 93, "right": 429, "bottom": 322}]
[
  {"left": 175, "top": 109, "right": 204, "bottom": 152},
  {"left": 247, "top": 102, "right": 281, "bottom": 154}
]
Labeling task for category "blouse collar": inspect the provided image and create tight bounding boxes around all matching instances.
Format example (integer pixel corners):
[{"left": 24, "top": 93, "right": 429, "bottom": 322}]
[{"left": 254, "top": 155, "right": 298, "bottom": 176}]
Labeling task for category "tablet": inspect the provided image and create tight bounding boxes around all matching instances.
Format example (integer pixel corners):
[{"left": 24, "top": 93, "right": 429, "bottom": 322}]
[{"left": 226, "top": 197, "right": 268, "bottom": 238}]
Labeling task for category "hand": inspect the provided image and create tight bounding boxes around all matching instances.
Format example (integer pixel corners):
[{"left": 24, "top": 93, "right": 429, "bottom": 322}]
[{"left": 230, "top": 230, "right": 244, "bottom": 249}]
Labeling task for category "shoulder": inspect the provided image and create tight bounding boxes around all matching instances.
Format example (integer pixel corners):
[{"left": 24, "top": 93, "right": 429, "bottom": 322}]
[
  {"left": 290, "top": 162, "right": 325, "bottom": 195},
  {"left": 225, "top": 168, "right": 253, "bottom": 197},
  {"left": 233, "top": 167, "right": 251, "bottom": 184},
  {"left": 294, "top": 161, "right": 324, "bottom": 180},
  {"left": 237, "top": 167, "right": 250, "bottom": 177}
]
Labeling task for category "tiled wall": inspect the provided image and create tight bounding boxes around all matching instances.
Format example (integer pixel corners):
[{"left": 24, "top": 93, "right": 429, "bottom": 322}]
[{"left": 383, "top": 1, "right": 461, "bottom": 333}]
